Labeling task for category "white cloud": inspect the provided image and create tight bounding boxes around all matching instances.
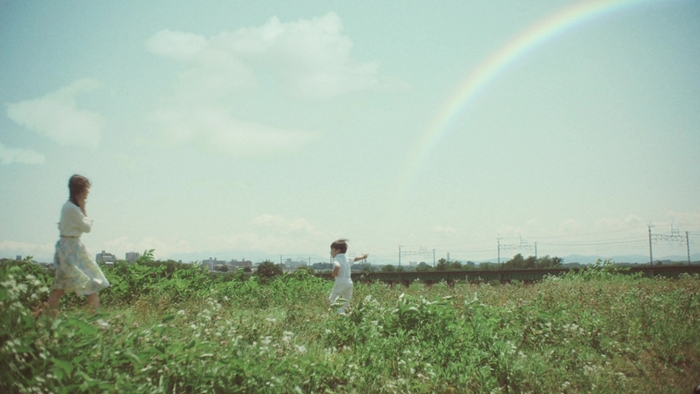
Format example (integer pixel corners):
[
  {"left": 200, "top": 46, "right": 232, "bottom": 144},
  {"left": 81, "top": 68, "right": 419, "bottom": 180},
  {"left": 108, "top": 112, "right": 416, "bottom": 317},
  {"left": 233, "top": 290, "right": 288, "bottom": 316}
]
[
  {"left": 662, "top": 209, "right": 700, "bottom": 231},
  {"left": 98, "top": 217, "right": 330, "bottom": 259},
  {"left": 147, "top": 30, "right": 257, "bottom": 103},
  {"left": 558, "top": 219, "right": 581, "bottom": 234},
  {"left": 216, "top": 13, "right": 384, "bottom": 98},
  {"left": 212, "top": 214, "right": 328, "bottom": 253},
  {"left": 6, "top": 79, "right": 104, "bottom": 149},
  {"left": 592, "top": 215, "right": 645, "bottom": 234},
  {"left": 0, "top": 141, "right": 44, "bottom": 165},
  {"left": 252, "top": 214, "right": 317, "bottom": 233},
  {"left": 147, "top": 30, "right": 208, "bottom": 62},
  {"left": 0, "top": 240, "right": 54, "bottom": 260},
  {"left": 251, "top": 214, "right": 290, "bottom": 228},
  {"left": 146, "top": 13, "right": 405, "bottom": 157},
  {"left": 103, "top": 236, "right": 194, "bottom": 260},
  {"left": 147, "top": 13, "right": 397, "bottom": 99},
  {"left": 433, "top": 225, "right": 457, "bottom": 235},
  {"left": 149, "top": 106, "right": 316, "bottom": 157}
]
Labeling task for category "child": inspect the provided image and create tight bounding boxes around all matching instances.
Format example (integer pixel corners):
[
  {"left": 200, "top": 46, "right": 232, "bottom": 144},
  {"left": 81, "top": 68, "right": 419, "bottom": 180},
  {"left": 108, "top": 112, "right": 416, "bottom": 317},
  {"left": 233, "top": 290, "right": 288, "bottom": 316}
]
[
  {"left": 46, "top": 174, "right": 110, "bottom": 317},
  {"left": 329, "top": 239, "right": 368, "bottom": 315}
]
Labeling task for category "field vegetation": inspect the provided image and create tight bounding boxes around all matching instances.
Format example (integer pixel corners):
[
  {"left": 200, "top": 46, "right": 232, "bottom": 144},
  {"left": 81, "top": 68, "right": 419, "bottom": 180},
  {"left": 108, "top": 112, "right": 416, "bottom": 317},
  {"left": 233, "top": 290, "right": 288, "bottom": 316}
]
[{"left": 1, "top": 254, "right": 699, "bottom": 393}]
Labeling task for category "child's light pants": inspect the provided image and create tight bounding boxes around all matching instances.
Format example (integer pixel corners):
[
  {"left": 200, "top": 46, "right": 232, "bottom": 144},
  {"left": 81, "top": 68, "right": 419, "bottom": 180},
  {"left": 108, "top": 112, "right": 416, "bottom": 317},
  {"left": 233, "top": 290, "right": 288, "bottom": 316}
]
[{"left": 329, "top": 283, "right": 353, "bottom": 314}]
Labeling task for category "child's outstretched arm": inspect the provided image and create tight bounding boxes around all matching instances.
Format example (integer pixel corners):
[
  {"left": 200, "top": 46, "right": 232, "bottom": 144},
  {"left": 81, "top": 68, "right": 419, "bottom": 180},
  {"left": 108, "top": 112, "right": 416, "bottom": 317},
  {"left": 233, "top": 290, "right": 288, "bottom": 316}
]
[{"left": 353, "top": 254, "right": 369, "bottom": 262}]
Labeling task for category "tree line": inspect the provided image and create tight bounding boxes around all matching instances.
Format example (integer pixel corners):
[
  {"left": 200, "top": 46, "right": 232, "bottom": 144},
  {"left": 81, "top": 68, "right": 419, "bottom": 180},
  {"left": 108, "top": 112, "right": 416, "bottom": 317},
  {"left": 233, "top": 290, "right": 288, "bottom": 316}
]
[{"left": 372, "top": 254, "right": 563, "bottom": 272}]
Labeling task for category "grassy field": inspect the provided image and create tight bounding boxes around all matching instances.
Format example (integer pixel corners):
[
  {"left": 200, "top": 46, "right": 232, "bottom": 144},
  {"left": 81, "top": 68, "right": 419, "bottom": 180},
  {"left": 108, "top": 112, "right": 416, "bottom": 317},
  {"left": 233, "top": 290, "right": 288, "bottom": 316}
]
[{"left": 1, "top": 259, "right": 699, "bottom": 393}]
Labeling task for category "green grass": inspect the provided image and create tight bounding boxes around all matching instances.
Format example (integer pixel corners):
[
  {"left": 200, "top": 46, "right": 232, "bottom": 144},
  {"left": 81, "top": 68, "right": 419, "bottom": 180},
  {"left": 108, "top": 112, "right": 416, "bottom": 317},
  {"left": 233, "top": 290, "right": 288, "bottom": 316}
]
[{"left": 1, "top": 259, "right": 699, "bottom": 393}]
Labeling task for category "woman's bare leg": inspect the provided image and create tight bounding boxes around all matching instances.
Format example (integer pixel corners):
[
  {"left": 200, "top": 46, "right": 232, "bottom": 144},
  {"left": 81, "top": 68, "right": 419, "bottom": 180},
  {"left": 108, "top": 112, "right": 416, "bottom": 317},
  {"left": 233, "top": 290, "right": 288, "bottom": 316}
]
[
  {"left": 86, "top": 292, "right": 100, "bottom": 311},
  {"left": 46, "top": 289, "right": 65, "bottom": 318}
]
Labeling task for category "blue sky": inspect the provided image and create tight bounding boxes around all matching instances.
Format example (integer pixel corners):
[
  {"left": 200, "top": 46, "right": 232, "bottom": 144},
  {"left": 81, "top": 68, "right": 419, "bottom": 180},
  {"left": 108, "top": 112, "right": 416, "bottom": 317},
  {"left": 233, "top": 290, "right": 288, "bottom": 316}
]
[{"left": 1, "top": 0, "right": 699, "bottom": 265}]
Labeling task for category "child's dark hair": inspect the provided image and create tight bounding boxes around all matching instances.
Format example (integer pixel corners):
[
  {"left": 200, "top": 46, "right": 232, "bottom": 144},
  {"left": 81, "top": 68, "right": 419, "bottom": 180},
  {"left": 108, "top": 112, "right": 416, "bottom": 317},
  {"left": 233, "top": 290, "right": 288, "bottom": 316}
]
[
  {"left": 331, "top": 239, "right": 348, "bottom": 254},
  {"left": 68, "top": 174, "right": 91, "bottom": 208}
]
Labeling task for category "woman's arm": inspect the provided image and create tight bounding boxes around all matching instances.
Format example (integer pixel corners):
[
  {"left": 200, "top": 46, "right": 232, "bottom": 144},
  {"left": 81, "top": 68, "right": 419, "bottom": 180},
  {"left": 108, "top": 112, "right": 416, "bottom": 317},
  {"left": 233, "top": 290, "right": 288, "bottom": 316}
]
[{"left": 67, "top": 204, "right": 93, "bottom": 233}]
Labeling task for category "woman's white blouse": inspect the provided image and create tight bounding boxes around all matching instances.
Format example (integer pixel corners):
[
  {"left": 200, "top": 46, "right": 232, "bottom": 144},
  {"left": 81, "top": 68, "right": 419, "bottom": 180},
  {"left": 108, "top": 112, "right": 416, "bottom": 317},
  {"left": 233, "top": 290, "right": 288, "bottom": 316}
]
[{"left": 58, "top": 201, "right": 93, "bottom": 237}]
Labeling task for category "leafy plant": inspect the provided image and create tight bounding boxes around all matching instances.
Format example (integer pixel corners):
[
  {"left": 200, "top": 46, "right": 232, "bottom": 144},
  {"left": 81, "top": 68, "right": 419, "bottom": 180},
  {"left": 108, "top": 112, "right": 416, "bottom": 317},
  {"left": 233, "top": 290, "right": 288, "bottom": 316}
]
[
  {"left": 255, "top": 261, "right": 283, "bottom": 282},
  {"left": 1, "top": 256, "right": 698, "bottom": 393}
]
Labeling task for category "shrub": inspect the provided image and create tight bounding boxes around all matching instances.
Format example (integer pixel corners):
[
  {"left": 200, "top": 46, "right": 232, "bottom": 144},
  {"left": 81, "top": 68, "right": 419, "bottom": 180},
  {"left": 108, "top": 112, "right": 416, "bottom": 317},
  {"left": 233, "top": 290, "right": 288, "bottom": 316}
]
[{"left": 255, "top": 261, "right": 283, "bottom": 281}]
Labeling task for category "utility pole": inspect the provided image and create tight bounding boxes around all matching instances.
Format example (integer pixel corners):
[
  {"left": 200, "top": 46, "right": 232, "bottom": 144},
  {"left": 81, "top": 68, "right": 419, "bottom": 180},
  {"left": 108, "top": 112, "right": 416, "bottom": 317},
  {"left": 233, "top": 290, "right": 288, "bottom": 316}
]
[
  {"left": 398, "top": 245, "right": 402, "bottom": 267},
  {"left": 498, "top": 237, "right": 536, "bottom": 266},
  {"left": 433, "top": 249, "right": 436, "bottom": 267},
  {"left": 497, "top": 237, "right": 502, "bottom": 266},
  {"left": 649, "top": 224, "right": 690, "bottom": 265},
  {"left": 648, "top": 224, "right": 654, "bottom": 265}
]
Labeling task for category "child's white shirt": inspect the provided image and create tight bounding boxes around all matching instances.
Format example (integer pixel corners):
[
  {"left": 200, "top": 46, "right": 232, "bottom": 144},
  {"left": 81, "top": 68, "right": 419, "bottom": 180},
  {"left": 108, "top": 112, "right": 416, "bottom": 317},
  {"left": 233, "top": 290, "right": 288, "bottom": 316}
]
[{"left": 333, "top": 253, "right": 353, "bottom": 285}]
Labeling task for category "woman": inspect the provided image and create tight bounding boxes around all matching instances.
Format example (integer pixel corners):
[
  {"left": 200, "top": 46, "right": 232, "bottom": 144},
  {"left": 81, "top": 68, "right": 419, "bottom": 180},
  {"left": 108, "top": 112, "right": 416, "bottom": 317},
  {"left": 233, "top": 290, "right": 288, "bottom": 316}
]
[{"left": 46, "top": 174, "right": 110, "bottom": 317}]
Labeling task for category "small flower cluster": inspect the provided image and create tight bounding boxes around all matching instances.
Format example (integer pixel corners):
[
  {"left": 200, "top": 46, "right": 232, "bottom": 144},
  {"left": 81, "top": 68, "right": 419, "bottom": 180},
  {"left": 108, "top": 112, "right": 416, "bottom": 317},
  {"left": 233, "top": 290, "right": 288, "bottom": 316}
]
[
  {"left": 0, "top": 273, "right": 49, "bottom": 311},
  {"left": 251, "top": 329, "right": 307, "bottom": 358},
  {"left": 397, "top": 348, "right": 436, "bottom": 381}
]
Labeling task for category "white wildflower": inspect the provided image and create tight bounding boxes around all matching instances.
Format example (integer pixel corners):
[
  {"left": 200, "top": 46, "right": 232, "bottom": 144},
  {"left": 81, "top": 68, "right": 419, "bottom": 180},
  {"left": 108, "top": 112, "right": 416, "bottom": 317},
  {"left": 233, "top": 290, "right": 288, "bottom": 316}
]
[{"left": 283, "top": 331, "right": 294, "bottom": 343}]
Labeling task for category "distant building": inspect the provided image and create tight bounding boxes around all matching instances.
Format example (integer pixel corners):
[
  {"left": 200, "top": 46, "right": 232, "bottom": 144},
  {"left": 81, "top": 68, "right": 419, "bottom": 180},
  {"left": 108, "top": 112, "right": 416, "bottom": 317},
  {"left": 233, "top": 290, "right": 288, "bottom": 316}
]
[
  {"left": 283, "top": 258, "right": 308, "bottom": 269},
  {"left": 230, "top": 259, "right": 252, "bottom": 269},
  {"left": 312, "top": 262, "right": 333, "bottom": 271},
  {"left": 201, "top": 258, "right": 253, "bottom": 272},
  {"left": 202, "top": 257, "right": 224, "bottom": 271},
  {"left": 96, "top": 250, "right": 116, "bottom": 264},
  {"left": 125, "top": 252, "right": 140, "bottom": 263},
  {"left": 16, "top": 255, "right": 21, "bottom": 261}
]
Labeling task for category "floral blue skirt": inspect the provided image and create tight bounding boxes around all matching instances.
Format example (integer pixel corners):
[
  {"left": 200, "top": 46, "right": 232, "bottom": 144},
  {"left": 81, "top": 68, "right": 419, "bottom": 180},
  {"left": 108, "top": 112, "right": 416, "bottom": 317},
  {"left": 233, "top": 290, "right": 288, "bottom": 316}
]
[{"left": 51, "top": 238, "right": 110, "bottom": 296}]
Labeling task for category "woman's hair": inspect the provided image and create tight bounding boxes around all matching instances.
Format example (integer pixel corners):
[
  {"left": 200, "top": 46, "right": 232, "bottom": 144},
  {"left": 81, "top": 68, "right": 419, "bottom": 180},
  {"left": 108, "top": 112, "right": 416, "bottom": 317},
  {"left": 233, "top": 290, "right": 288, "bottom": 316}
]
[
  {"left": 68, "top": 174, "right": 91, "bottom": 212},
  {"left": 331, "top": 239, "right": 348, "bottom": 254}
]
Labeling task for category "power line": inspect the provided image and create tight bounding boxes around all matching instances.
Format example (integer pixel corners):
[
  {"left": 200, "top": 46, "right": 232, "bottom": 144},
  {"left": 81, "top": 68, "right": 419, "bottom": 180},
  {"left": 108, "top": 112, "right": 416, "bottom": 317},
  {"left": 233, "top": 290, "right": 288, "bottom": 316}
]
[
  {"left": 532, "top": 229, "right": 647, "bottom": 239},
  {"left": 648, "top": 224, "right": 692, "bottom": 265},
  {"left": 540, "top": 238, "right": 645, "bottom": 247},
  {"left": 496, "top": 237, "right": 537, "bottom": 266},
  {"left": 439, "top": 247, "right": 495, "bottom": 254}
]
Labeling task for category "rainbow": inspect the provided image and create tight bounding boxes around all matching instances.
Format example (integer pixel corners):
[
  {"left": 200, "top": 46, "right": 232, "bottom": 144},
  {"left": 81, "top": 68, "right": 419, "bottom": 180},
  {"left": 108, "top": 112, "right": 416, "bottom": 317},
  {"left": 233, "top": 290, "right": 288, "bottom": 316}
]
[{"left": 400, "top": 0, "right": 664, "bottom": 197}]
